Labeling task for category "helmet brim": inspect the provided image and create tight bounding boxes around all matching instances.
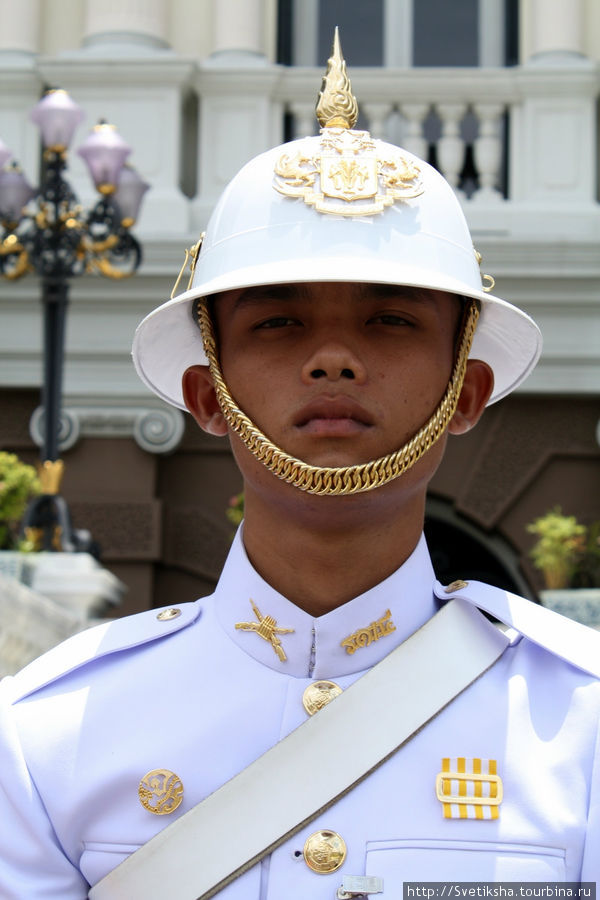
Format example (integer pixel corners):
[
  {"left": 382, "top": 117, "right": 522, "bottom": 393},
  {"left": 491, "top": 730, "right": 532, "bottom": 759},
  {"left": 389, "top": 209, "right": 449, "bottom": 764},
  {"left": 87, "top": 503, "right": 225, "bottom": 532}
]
[{"left": 132, "top": 258, "right": 541, "bottom": 411}]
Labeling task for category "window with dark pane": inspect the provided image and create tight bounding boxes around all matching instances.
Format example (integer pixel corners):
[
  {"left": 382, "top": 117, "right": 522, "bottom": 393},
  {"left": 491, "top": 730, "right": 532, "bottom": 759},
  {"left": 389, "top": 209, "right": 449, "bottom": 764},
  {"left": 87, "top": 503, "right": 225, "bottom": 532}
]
[
  {"left": 317, "top": 0, "right": 384, "bottom": 66},
  {"left": 413, "top": 0, "right": 479, "bottom": 66}
]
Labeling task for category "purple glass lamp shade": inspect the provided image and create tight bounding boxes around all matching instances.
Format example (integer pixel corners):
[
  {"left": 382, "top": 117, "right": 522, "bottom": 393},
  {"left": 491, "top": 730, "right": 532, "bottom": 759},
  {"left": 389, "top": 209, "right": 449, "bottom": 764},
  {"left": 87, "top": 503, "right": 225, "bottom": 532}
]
[
  {"left": 30, "top": 89, "right": 85, "bottom": 151},
  {"left": 77, "top": 122, "right": 131, "bottom": 194},
  {"left": 0, "top": 162, "right": 34, "bottom": 223},
  {"left": 114, "top": 165, "right": 150, "bottom": 225},
  {"left": 0, "top": 137, "right": 12, "bottom": 170}
]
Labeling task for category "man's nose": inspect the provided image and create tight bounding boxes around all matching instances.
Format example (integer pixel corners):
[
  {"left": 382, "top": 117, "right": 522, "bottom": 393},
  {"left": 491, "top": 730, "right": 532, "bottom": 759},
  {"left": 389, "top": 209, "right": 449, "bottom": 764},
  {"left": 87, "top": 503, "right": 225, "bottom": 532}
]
[{"left": 301, "top": 342, "right": 367, "bottom": 384}]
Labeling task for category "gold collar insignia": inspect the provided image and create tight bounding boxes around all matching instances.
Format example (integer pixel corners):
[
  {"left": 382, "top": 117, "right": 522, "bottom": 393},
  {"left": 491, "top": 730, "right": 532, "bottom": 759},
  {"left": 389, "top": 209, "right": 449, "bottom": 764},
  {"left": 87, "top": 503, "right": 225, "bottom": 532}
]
[
  {"left": 340, "top": 609, "right": 396, "bottom": 655},
  {"left": 235, "top": 598, "right": 295, "bottom": 662}
]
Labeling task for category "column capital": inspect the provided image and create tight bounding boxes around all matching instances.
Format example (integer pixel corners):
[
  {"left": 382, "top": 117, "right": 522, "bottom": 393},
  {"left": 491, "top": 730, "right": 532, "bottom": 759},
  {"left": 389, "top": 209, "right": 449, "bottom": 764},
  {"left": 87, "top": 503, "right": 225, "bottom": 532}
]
[
  {"left": 29, "top": 402, "right": 186, "bottom": 455},
  {"left": 207, "top": 0, "right": 268, "bottom": 66},
  {"left": 82, "top": 0, "right": 170, "bottom": 55},
  {"left": 523, "top": 0, "right": 588, "bottom": 65},
  {"left": 0, "top": 0, "right": 40, "bottom": 58}
]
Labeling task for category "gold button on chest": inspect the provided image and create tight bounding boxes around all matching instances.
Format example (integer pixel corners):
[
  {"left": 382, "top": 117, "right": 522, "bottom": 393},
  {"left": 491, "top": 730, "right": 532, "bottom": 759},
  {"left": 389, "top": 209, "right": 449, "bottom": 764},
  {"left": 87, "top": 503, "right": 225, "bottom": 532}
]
[
  {"left": 302, "top": 680, "right": 343, "bottom": 716},
  {"left": 303, "top": 829, "right": 347, "bottom": 874},
  {"left": 138, "top": 769, "right": 184, "bottom": 815}
]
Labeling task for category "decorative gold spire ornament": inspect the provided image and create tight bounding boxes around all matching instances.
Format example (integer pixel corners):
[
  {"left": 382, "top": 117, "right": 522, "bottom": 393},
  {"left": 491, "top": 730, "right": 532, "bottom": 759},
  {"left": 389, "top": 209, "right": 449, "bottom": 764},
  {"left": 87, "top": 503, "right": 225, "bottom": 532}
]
[{"left": 315, "top": 27, "right": 358, "bottom": 130}]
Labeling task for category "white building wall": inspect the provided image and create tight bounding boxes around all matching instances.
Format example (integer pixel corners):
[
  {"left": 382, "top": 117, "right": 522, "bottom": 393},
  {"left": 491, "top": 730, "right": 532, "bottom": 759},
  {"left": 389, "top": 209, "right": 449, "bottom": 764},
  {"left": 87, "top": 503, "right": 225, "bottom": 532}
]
[{"left": 0, "top": 0, "right": 598, "bottom": 455}]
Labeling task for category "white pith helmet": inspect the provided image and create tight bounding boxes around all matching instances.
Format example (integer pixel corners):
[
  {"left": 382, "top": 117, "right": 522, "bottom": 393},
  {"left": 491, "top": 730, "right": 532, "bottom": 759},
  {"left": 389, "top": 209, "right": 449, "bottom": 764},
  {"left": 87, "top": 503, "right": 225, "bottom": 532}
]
[{"left": 133, "top": 34, "right": 541, "bottom": 412}]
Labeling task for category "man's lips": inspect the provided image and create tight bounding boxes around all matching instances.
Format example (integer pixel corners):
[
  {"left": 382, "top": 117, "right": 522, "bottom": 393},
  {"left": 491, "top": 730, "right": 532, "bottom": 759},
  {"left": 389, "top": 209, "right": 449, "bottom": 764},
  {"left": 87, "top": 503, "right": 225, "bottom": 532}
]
[{"left": 294, "top": 397, "right": 375, "bottom": 436}]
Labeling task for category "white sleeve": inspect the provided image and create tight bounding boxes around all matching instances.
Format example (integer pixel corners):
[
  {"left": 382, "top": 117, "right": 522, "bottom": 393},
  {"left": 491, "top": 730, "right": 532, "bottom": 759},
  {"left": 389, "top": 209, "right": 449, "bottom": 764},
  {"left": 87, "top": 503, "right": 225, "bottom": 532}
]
[
  {"left": 0, "top": 677, "right": 89, "bottom": 899},
  {"left": 581, "top": 706, "right": 600, "bottom": 883}
]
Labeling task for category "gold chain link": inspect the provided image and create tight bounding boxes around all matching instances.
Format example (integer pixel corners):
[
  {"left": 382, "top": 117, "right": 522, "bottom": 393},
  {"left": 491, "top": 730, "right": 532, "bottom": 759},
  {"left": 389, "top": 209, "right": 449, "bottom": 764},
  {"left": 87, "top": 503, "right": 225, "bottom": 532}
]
[{"left": 195, "top": 297, "right": 479, "bottom": 496}]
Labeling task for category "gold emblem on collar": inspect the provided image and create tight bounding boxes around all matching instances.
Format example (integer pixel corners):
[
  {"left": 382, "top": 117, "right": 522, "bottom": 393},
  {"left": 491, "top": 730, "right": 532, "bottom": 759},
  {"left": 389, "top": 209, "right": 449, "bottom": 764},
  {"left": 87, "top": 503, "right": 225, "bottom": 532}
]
[
  {"left": 138, "top": 769, "right": 183, "bottom": 816},
  {"left": 341, "top": 609, "right": 396, "bottom": 655},
  {"left": 235, "top": 598, "right": 295, "bottom": 662}
]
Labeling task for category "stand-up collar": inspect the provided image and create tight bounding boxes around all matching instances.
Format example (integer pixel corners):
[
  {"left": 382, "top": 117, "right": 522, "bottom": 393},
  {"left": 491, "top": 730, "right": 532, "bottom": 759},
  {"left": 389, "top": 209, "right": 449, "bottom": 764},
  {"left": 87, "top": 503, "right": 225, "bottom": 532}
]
[{"left": 214, "top": 528, "right": 439, "bottom": 679}]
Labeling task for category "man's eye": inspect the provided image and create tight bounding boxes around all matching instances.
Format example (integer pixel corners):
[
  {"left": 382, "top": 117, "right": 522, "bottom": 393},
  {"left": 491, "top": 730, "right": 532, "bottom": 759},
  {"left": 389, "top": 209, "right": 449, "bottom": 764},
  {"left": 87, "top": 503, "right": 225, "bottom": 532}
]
[
  {"left": 368, "top": 313, "right": 411, "bottom": 326},
  {"left": 255, "top": 316, "right": 299, "bottom": 329}
]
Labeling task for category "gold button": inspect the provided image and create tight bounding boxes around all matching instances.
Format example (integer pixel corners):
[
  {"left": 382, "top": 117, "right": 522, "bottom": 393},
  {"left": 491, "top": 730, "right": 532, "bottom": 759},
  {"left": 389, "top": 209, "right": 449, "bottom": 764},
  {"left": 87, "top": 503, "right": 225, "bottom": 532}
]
[
  {"left": 157, "top": 608, "right": 181, "bottom": 621},
  {"left": 444, "top": 579, "right": 469, "bottom": 594},
  {"left": 303, "top": 830, "right": 347, "bottom": 874},
  {"left": 302, "top": 680, "right": 343, "bottom": 716},
  {"left": 138, "top": 769, "right": 184, "bottom": 815}
]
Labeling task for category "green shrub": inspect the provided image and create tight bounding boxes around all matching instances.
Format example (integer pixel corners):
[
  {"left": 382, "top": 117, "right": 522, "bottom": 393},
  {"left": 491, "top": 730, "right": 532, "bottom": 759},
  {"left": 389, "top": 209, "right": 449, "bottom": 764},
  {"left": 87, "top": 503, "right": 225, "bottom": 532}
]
[
  {"left": 527, "top": 507, "right": 599, "bottom": 589},
  {"left": 0, "top": 452, "right": 41, "bottom": 549}
]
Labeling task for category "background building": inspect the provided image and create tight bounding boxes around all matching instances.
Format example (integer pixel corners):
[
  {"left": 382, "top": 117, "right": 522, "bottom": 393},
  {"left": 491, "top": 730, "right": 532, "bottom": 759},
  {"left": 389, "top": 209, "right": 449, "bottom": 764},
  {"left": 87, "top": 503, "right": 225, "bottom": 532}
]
[{"left": 0, "top": 0, "right": 598, "bottom": 614}]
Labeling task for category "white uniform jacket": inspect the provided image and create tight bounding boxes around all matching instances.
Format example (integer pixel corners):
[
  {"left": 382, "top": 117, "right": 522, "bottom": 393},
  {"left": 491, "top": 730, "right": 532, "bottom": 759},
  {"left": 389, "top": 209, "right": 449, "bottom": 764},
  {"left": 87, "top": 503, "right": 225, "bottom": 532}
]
[{"left": 1, "top": 531, "right": 599, "bottom": 898}]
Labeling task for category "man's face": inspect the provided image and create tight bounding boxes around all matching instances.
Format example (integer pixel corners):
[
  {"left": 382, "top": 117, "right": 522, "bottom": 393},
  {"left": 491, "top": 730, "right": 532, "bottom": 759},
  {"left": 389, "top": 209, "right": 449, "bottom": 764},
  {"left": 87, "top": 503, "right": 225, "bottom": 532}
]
[{"left": 213, "top": 281, "right": 461, "bottom": 473}]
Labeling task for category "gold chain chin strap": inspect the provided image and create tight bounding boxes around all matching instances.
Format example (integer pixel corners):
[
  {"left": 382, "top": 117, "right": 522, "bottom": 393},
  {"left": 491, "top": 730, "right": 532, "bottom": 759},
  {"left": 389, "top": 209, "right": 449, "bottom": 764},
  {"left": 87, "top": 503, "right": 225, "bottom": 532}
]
[{"left": 195, "top": 297, "right": 480, "bottom": 496}]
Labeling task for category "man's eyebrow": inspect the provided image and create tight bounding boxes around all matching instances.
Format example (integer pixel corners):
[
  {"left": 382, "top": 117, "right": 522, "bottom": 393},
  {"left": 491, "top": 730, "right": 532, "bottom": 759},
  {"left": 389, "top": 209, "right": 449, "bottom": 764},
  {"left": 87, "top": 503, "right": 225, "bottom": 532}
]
[
  {"left": 233, "top": 284, "right": 306, "bottom": 308},
  {"left": 357, "top": 283, "right": 436, "bottom": 304},
  {"left": 229, "top": 282, "right": 440, "bottom": 310}
]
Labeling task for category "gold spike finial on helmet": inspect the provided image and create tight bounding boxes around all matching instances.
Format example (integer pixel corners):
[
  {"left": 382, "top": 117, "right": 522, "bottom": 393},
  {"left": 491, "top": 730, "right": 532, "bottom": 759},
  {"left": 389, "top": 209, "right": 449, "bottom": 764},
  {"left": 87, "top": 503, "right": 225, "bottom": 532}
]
[{"left": 316, "top": 27, "right": 359, "bottom": 130}]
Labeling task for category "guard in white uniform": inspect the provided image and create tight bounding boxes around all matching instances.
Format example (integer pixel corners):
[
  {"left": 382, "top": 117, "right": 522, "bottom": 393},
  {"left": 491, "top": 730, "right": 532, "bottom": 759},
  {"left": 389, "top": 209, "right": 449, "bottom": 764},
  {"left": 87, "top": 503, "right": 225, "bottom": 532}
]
[{"left": 1, "top": 32, "right": 599, "bottom": 900}]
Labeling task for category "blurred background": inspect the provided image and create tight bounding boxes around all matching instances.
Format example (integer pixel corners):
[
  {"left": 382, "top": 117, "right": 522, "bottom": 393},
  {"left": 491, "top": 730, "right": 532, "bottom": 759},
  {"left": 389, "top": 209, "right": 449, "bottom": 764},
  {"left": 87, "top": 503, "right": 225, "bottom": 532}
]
[{"left": 0, "top": 0, "right": 598, "bottom": 639}]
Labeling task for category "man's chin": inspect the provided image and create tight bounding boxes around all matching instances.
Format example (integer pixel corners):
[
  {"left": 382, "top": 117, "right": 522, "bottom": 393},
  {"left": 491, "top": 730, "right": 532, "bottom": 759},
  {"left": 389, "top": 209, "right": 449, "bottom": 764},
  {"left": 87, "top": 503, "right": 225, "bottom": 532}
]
[{"left": 294, "top": 447, "right": 379, "bottom": 471}]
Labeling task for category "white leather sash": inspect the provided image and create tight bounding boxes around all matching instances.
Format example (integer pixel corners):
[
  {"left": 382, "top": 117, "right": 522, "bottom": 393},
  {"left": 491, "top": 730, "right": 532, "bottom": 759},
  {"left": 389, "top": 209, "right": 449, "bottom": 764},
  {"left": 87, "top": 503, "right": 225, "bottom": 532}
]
[{"left": 90, "top": 598, "right": 509, "bottom": 900}]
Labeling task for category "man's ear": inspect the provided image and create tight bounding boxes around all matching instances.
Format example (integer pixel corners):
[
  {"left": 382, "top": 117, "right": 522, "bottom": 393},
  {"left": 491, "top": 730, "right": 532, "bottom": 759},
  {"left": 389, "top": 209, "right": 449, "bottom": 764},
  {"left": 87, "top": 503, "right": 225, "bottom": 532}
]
[
  {"left": 182, "top": 365, "right": 228, "bottom": 436},
  {"left": 447, "top": 359, "right": 495, "bottom": 435}
]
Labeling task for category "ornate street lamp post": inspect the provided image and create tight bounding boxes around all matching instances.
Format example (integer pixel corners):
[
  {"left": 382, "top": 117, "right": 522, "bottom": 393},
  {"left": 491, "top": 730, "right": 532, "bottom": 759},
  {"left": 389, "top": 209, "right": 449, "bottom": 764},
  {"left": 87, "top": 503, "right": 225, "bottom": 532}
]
[{"left": 0, "top": 89, "right": 149, "bottom": 552}]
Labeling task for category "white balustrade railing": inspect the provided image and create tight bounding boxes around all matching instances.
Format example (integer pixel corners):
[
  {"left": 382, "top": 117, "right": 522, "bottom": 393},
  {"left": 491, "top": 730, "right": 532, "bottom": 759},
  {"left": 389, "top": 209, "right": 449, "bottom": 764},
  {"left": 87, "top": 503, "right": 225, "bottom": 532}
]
[
  {"left": 1, "top": 59, "right": 597, "bottom": 235},
  {"left": 274, "top": 68, "right": 518, "bottom": 202},
  {"left": 266, "top": 65, "right": 598, "bottom": 208}
]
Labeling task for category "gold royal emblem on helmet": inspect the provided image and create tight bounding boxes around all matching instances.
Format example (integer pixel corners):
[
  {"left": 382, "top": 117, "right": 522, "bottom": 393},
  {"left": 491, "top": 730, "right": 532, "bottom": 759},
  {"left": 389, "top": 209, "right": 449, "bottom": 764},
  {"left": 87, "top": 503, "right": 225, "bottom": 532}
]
[{"left": 273, "top": 28, "right": 423, "bottom": 217}]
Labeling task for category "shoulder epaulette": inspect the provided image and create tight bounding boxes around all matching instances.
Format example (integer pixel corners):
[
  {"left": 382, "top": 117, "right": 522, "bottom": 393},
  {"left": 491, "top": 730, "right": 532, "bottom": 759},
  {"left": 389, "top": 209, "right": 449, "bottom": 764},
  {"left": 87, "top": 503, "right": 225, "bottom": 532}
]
[
  {"left": 435, "top": 580, "right": 600, "bottom": 680},
  {"left": 6, "top": 601, "right": 202, "bottom": 703}
]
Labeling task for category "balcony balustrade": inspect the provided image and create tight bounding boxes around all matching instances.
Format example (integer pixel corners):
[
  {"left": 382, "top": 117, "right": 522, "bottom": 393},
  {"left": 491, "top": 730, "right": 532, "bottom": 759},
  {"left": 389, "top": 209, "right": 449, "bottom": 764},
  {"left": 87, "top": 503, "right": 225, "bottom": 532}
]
[{"left": 0, "top": 56, "right": 598, "bottom": 445}]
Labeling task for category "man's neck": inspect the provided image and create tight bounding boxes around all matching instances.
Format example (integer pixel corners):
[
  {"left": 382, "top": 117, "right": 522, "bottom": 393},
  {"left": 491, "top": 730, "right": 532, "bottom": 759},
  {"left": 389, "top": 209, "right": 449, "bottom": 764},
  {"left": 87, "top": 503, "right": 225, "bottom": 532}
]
[{"left": 241, "top": 487, "right": 425, "bottom": 617}]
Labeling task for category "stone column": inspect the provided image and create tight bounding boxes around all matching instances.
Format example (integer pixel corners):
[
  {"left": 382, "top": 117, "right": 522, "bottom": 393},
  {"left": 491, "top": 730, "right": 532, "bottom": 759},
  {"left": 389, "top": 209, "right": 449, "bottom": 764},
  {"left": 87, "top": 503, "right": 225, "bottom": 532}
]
[
  {"left": 525, "top": 0, "right": 585, "bottom": 64},
  {"left": 192, "top": 65, "right": 282, "bottom": 228},
  {"left": 83, "top": 0, "right": 170, "bottom": 52},
  {"left": 208, "top": 0, "right": 267, "bottom": 65},
  {"left": 0, "top": 0, "right": 40, "bottom": 56},
  {"left": 0, "top": 0, "right": 42, "bottom": 178},
  {"left": 510, "top": 0, "right": 595, "bottom": 206}
]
